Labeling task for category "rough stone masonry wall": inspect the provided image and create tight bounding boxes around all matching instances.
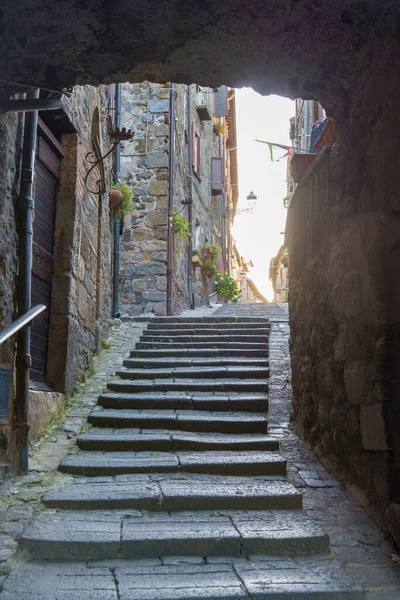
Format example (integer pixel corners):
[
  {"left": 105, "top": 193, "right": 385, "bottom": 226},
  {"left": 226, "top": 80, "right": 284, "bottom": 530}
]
[
  {"left": 286, "top": 29, "right": 400, "bottom": 543},
  {"left": 0, "top": 107, "right": 23, "bottom": 464},
  {"left": 119, "top": 82, "right": 169, "bottom": 317},
  {"left": 47, "top": 85, "right": 113, "bottom": 393}
]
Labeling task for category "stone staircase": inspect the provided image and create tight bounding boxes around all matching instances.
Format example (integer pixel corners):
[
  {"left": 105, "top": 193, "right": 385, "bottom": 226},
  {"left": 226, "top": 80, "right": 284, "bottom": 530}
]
[{"left": 2, "top": 314, "right": 366, "bottom": 598}]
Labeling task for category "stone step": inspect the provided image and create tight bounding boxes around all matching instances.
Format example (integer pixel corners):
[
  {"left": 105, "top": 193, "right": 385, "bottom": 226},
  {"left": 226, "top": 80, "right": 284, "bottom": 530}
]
[
  {"left": 130, "top": 348, "right": 269, "bottom": 358},
  {"left": 136, "top": 316, "right": 270, "bottom": 323},
  {"left": 77, "top": 429, "right": 279, "bottom": 452},
  {"left": 123, "top": 357, "right": 270, "bottom": 369},
  {"left": 148, "top": 322, "right": 271, "bottom": 330},
  {"left": 142, "top": 328, "right": 271, "bottom": 337},
  {"left": 139, "top": 334, "right": 269, "bottom": 344},
  {"left": 43, "top": 474, "right": 302, "bottom": 511},
  {"left": 98, "top": 392, "right": 269, "bottom": 412},
  {"left": 107, "top": 379, "right": 268, "bottom": 394},
  {"left": 135, "top": 341, "right": 268, "bottom": 350},
  {"left": 59, "top": 450, "right": 286, "bottom": 476},
  {"left": 0, "top": 559, "right": 366, "bottom": 600},
  {"left": 116, "top": 366, "right": 268, "bottom": 380},
  {"left": 20, "top": 510, "right": 328, "bottom": 561},
  {"left": 88, "top": 409, "right": 268, "bottom": 434}
]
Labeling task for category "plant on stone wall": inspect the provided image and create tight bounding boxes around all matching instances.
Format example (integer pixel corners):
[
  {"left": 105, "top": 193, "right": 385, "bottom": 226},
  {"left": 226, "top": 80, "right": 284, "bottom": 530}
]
[
  {"left": 111, "top": 181, "right": 135, "bottom": 220},
  {"left": 215, "top": 272, "right": 240, "bottom": 300},
  {"left": 172, "top": 208, "right": 191, "bottom": 243},
  {"left": 212, "top": 116, "right": 229, "bottom": 137},
  {"left": 202, "top": 243, "right": 220, "bottom": 262},
  {"left": 201, "top": 261, "right": 218, "bottom": 278}
]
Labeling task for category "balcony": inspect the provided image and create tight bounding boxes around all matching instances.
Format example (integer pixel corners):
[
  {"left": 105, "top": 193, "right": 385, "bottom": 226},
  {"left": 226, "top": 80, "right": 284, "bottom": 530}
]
[{"left": 196, "top": 89, "right": 212, "bottom": 121}]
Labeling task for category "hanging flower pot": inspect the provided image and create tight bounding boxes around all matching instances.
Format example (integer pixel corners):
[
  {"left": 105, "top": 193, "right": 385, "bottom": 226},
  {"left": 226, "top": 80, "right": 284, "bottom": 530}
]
[{"left": 109, "top": 188, "right": 123, "bottom": 208}]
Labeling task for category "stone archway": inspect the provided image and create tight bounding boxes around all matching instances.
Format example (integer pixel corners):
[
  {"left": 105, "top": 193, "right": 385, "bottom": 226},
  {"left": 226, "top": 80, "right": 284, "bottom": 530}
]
[{"left": 2, "top": 0, "right": 400, "bottom": 544}]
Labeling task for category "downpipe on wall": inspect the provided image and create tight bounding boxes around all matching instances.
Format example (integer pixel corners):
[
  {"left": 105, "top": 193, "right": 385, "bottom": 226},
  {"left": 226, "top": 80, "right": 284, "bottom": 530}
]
[
  {"left": 15, "top": 89, "right": 40, "bottom": 474},
  {"left": 186, "top": 86, "right": 194, "bottom": 309},
  {"left": 166, "top": 84, "right": 175, "bottom": 316},
  {"left": 112, "top": 83, "right": 121, "bottom": 318}
]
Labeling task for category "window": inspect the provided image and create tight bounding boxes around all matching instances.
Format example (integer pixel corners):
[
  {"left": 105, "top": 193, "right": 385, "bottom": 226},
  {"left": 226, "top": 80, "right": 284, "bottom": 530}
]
[
  {"left": 192, "top": 123, "right": 202, "bottom": 178},
  {"left": 211, "top": 157, "right": 223, "bottom": 195}
]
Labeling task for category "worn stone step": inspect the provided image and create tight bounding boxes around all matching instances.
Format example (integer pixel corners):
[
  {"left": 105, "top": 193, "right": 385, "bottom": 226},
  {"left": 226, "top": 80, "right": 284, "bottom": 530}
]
[
  {"left": 139, "top": 334, "right": 269, "bottom": 344},
  {"left": 123, "top": 357, "right": 270, "bottom": 369},
  {"left": 88, "top": 409, "right": 268, "bottom": 434},
  {"left": 147, "top": 322, "right": 271, "bottom": 330},
  {"left": 98, "top": 392, "right": 269, "bottom": 412},
  {"left": 43, "top": 474, "right": 302, "bottom": 510},
  {"left": 141, "top": 316, "right": 270, "bottom": 323},
  {"left": 130, "top": 348, "right": 269, "bottom": 358},
  {"left": 107, "top": 379, "right": 268, "bottom": 394},
  {"left": 59, "top": 451, "right": 286, "bottom": 476},
  {"left": 20, "top": 510, "right": 328, "bottom": 561},
  {"left": 116, "top": 366, "right": 268, "bottom": 380},
  {"left": 0, "top": 559, "right": 366, "bottom": 599},
  {"left": 142, "top": 328, "right": 271, "bottom": 337},
  {"left": 77, "top": 429, "right": 279, "bottom": 452},
  {"left": 135, "top": 341, "right": 268, "bottom": 350}
]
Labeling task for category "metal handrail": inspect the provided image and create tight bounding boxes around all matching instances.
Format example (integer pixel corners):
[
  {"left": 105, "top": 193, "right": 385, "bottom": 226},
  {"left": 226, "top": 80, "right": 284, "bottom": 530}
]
[{"left": 0, "top": 304, "right": 46, "bottom": 346}]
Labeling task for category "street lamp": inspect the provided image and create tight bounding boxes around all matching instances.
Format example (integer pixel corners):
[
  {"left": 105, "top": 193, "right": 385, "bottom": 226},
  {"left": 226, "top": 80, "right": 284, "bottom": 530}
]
[{"left": 229, "top": 191, "right": 257, "bottom": 217}]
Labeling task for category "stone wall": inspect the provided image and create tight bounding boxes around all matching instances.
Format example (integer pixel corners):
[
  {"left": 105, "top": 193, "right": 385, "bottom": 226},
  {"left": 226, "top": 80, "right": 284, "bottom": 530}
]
[
  {"left": 119, "top": 82, "right": 169, "bottom": 316},
  {"left": 119, "top": 83, "right": 231, "bottom": 315},
  {"left": 286, "top": 31, "right": 400, "bottom": 541},
  {"left": 0, "top": 85, "right": 113, "bottom": 468}
]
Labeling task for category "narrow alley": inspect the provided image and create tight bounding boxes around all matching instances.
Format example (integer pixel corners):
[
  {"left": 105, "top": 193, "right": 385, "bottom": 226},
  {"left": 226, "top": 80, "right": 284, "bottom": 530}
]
[{"left": 0, "top": 304, "right": 399, "bottom": 598}]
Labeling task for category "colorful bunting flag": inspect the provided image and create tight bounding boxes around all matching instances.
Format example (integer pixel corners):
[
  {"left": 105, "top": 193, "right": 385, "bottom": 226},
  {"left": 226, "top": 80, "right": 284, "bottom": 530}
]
[{"left": 255, "top": 139, "right": 293, "bottom": 162}]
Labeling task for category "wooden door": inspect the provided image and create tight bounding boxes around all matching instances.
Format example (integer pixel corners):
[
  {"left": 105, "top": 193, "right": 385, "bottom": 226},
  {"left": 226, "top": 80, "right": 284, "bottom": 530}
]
[{"left": 30, "top": 120, "right": 63, "bottom": 383}]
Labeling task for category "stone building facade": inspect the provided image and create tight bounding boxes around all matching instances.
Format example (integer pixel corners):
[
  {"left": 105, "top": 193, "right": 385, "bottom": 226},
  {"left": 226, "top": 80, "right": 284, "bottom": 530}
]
[
  {"left": 231, "top": 244, "right": 266, "bottom": 304},
  {"left": 0, "top": 85, "right": 115, "bottom": 470},
  {"left": 119, "top": 82, "right": 237, "bottom": 316},
  {"left": 269, "top": 245, "right": 289, "bottom": 303}
]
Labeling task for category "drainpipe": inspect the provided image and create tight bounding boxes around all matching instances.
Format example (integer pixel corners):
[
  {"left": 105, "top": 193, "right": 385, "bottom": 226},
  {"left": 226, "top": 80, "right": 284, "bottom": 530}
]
[
  {"left": 112, "top": 84, "right": 121, "bottom": 318},
  {"left": 304, "top": 100, "right": 309, "bottom": 152},
  {"left": 15, "top": 89, "right": 39, "bottom": 474},
  {"left": 186, "top": 86, "right": 194, "bottom": 309},
  {"left": 166, "top": 83, "right": 175, "bottom": 316}
]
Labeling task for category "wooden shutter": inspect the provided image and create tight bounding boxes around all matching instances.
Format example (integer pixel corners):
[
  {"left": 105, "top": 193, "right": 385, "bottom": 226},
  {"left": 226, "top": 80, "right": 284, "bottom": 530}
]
[
  {"left": 191, "top": 122, "right": 195, "bottom": 170},
  {"left": 214, "top": 86, "right": 228, "bottom": 117},
  {"left": 211, "top": 157, "right": 223, "bottom": 195},
  {"left": 197, "top": 134, "right": 202, "bottom": 178}
]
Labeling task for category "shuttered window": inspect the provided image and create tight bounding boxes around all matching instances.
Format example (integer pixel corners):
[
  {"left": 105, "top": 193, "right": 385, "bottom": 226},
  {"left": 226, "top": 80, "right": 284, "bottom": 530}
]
[
  {"left": 211, "top": 157, "right": 223, "bottom": 195},
  {"left": 192, "top": 122, "right": 202, "bottom": 178},
  {"left": 214, "top": 86, "right": 228, "bottom": 117}
]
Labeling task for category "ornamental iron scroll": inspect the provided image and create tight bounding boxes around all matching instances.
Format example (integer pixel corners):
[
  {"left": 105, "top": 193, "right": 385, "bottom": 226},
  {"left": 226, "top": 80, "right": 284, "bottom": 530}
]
[{"left": 84, "top": 106, "right": 133, "bottom": 196}]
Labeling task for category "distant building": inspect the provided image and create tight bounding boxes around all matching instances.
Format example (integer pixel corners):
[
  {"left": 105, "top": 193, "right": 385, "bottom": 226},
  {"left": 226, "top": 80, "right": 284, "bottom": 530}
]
[
  {"left": 269, "top": 245, "right": 289, "bottom": 303},
  {"left": 231, "top": 244, "right": 267, "bottom": 303}
]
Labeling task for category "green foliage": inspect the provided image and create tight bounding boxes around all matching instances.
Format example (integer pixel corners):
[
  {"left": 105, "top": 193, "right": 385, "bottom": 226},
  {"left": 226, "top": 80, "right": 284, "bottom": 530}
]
[
  {"left": 202, "top": 243, "right": 220, "bottom": 262},
  {"left": 112, "top": 181, "right": 135, "bottom": 220},
  {"left": 172, "top": 208, "right": 191, "bottom": 243},
  {"left": 101, "top": 339, "right": 112, "bottom": 350},
  {"left": 215, "top": 272, "right": 240, "bottom": 300},
  {"left": 201, "top": 261, "right": 218, "bottom": 277}
]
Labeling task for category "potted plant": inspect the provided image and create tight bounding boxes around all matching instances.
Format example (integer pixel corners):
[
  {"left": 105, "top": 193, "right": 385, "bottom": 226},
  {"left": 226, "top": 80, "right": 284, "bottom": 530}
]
[
  {"left": 201, "top": 243, "right": 219, "bottom": 262},
  {"left": 212, "top": 116, "right": 228, "bottom": 137},
  {"left": 192, "top": 248, "right": 203, "bottom": 267},
  {"left": 110, "top": 181, "right": 135, "bottom": 220},
  {"left": 201, "top": 261, "right": 218, "bottom": 278},
  {"left": 215, "top": 272, "right": 240, "bottom": 302}
]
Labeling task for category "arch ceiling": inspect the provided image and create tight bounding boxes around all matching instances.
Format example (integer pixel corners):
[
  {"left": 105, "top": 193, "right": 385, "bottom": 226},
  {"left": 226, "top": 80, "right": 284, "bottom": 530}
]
[{"left": 1, "top": 0, "right": 399, "bottom": 114}]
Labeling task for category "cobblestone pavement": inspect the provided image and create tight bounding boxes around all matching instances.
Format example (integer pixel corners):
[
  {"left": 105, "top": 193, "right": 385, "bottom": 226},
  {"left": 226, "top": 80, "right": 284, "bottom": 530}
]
[{"left": 0, "top": 303, "right": 399, "bottom": 599}]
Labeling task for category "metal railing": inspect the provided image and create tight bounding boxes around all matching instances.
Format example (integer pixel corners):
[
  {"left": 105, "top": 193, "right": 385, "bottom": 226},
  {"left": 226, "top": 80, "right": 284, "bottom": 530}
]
[{"left": 0, "top": 304, "right": 46, "bottom": 346}]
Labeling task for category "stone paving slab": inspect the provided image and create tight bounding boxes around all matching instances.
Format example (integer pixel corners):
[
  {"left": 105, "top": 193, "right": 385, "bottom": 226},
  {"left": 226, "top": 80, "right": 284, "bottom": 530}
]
[
  {"left": 117, "top": 366, "right": 269, "bottom": 379},
  {"left": 136, "top": 341, "right": 269, "bottom": 350},
  {"left": 59, "top": 450, "right": 285, "bottom": 477},
  {"left": 43, "top": 474, "right": 300, "bottom": 511},
  {"left": 140, "top": 335, "right": 270, "bottom": 344},
  {"left": 98, "top": 392, "right": 269, "bottom": 412},
  {"left": 107, "top": 379, "right": 269, "bottom": 393},
  {"left": 131, "top": 348, "right": 269, "bottom": 358},
  {"left": 1, "top": 563, "right": 119, "bottom": 599},
  {"left": 88, "top": 408, "right": 268, "bottom": 434},
  {"left": 77, "top": 428, "right": 279, "bottom": 452},
  {"left": 123, "top": 357, "right": 270, "bottom": 368}
]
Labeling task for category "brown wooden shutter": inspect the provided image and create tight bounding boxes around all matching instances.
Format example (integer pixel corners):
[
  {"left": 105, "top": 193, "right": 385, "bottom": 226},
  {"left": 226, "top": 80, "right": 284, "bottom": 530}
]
[
  {"left": 214, "top": 86, "right": 228, "bottom": 117},
  {"left": 197, "top": 135, "right": 202, "bottom": 178},
  {"left": 211, "top": 157, "right": 223, "bottom": 195},
  {"left": 191, "top": 122, "right": 195, "bottom": 170}
]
